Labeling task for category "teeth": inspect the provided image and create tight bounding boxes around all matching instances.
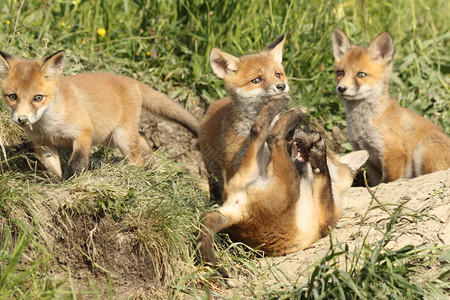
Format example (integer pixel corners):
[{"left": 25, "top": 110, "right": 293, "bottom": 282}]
[{"left": 28, "top": 123, "right": 33, "bottom": 131}]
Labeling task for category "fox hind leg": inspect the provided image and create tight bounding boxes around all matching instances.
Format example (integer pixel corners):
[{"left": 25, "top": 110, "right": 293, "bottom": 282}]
[
  {"left": 110, "top": 127, "right": 147, "bottom": 166},
  {"left": 138, "top": 132, "right": 155, "bottom": 165}
]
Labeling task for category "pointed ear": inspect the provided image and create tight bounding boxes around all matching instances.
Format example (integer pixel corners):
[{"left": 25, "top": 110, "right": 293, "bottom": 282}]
[
  {"left": 0, "top": 51, "right": 12, "bottom": 82},
  {"left": 332, "top": 27, "right": 352, "bottom": 61},
  {"left": 210, "top": 48, "right": 240, "bottom": 79},
  {"left": 339, "top": 150, "right": 369, "bottom": 172},
  {"left": 368, "top": 32, "right": 394, "bottom": 63},
  {"left": 264, "top": 34, "right": 285, "bottom": 64},
  {"left": 40, "top": 50, "right": 65, "bottom": 80}
]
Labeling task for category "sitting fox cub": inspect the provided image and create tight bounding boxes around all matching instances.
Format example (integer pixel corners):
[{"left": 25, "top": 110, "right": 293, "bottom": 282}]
[
  {"left": 199, "top": 35, "right": 289, "bottom": 202},
  {"left": 198, "top": 95, "right": 368, "bottom": 282},
  {"left": 332, "top": 28, "right": 450, "bottom": 185},
  {"left": 0, "top": 50, "right": 199, "bottom": 181}
]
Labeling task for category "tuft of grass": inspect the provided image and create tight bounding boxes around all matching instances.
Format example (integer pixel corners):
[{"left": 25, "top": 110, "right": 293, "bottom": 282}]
[
  {"left": 0, "top": 0, "right": 448, "bottom": 297},
  {"left": 282, "top": 204, "right": 450, "bottom": 299},
  {"left": 0, "top": 152, "right": 208, "bottom": 297}
]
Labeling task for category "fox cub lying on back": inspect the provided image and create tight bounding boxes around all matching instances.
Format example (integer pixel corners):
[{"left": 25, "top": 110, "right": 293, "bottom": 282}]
[
  {"left": 332, "top": 28, "right": 450, "bottom": 185},
  {"left": 199, "top": 35, "right": 289, "bottom": 202},
  {"left": 198, "top": 94, "right": 368, "bottom": 282},
  {"left": 0, "top": 50, "right": 199, "bottom": 181}
]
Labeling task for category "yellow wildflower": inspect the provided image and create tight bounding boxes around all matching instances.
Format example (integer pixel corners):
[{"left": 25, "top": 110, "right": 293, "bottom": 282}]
[
  {"left": 146, "top": 52, "right": 150, "bottom": 56},
  {"left": 6, "top": 20, "right": 10, "bottom": 25},
  {"left": 61, "top": 22, "right": 65, "bottom": 27},
  {"left": 97, "top": 28, "right": 106, "bottom": 37}
]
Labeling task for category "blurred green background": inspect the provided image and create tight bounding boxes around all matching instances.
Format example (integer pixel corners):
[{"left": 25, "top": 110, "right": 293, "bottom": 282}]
[{"left": 1, "top": 0, "right": 449, "bottom": 145}]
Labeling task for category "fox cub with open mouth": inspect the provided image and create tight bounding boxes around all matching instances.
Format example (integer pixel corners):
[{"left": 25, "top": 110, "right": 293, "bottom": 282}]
[{"left": 198, "top": 94, "right": 368, "bottom": 283}]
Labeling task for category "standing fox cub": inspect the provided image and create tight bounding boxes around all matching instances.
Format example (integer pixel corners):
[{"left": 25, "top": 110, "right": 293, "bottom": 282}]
[
  {"left": 198, "top": 95, "right": 368, "bottom": 282},
  {"left": 0, "top": 50, "right": 199, "bottom": 181},
  {"left": 332, "top": 28, "right": 450, "bottom": 185},
  {"left": 199, "top": 35, "right": 289, "bottom": 202}
]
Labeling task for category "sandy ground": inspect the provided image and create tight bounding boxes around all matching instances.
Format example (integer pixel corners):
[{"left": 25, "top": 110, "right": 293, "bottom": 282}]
[{"left": 259, "top": 169, "right": 450, "bottom": 286}]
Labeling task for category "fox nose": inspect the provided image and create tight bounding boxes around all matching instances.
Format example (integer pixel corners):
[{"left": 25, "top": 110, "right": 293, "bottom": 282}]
[
  {"left": 17, "top": 115, "right": 29, "bottom": 125},
  {"left": 276, "top": 83, "right": 286, "bottom": 91},
  {"left": 337, "top": 86, "right": 347, "bottom": 93}
]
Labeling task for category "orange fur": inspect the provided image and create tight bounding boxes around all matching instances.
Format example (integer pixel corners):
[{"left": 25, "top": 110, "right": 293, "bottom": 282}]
[
  {"left": 332, "top": 28, "right": 450, "bottom": 185},
  {"left": 198, "top": 95, "right": 369, "bottom": 282},
  {"left": 199, "top": 35, "right": 289, "bottom": 202},
  {"left": 0, "top": 50, "right": 199, "bottom": 181}
]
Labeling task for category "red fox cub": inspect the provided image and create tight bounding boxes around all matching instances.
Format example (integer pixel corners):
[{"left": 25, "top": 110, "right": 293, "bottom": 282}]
[
  {"left": 199, "top": 35, "right": 289, "bottom": 202},
  {"left": 0, "top": 50, "right": 199, "bottom": 181},
  {"left": 198, "top": 95, "right": 369, "bottom": 282},
  {"left": 332, "top": 28, "right": 450, "bottom": 185}
]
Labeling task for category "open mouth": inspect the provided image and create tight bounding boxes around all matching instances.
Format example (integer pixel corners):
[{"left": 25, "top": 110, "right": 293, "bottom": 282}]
[
  {"left": 291, "top": 129, "right": 310, "bottom": 163},
  {"left": 294, "top": 139, "right": 309, "bottom": 162}
]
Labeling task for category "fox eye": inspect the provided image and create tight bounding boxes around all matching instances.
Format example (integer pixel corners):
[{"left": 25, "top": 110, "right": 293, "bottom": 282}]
[
  {"left": 275, "top": 72, "right": 281, "bottom": 78},
  {"left": 357, "top": 72, "right": 367, "bottom": 78},
  {"left": 33, "top": 94, "right": 43, "bottom": 102},
  {"left": 336, "top": 70, "right": 345, "bottom": 77},
  {"left": 251, "top": 77, "right": 262, "bottom": 84},
  {"left": 7, "top": 94, "right": 17, "bottom": 101}
]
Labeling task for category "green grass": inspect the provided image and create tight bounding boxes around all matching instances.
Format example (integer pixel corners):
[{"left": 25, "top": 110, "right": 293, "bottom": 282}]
[
  {"left": 0, "top": 0, "right": 449, "bottom": 298},
  {"left": 271, "top": 203, "right": 450, "bottom": 299}
]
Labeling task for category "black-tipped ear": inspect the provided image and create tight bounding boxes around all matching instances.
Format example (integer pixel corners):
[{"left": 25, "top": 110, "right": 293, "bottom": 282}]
[
  {"left": 0, "top": 51, "right": 13, "bottom": 61},
  {"left": 368, "top": 32, "right": 394, "bottom": 63},
  {"left": 332, "top": 27, "right": 352, "bottom": 61},
  {"left": 265, "top": 34, "right": 285, "bottom": 51},
  {"left": 40, "top": 50, "right": 65, "bottom": 80},
  {"left": 264, "top": 34, "right": 286, "bottom": 64},
  {"left": 0, "top": 51, "right": 12, "bottom": 81}
]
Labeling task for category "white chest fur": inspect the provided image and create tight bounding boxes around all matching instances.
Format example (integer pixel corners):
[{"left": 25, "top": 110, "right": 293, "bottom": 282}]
[{"left": 344, "top": 99, "right": 384, "bottom": 167}]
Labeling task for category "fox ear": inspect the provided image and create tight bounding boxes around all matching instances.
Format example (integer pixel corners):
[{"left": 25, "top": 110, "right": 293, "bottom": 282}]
[
  {"left": 210, "top": 48, "right": 240, "bottom": 79},
  {"left": 332, "top": 28, "right": 352, "bottom": 61},
  {"left": 0, "top": 51, "right": 12, "bottom": 82},
  {"left": 40, "top": 50, "right": 65, "bottom": 80},
  {"left": 368, "top": 32, "right": 394, "bottom": 64},
  {"left": 264, "top": 34, "right": 285, "bottom": 64},
  {"left": 339, "top": 150, "right": 369, "bottom": 173}
]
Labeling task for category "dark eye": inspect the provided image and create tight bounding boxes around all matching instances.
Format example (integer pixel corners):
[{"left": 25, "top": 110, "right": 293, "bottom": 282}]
[
  {"left": 357, "top": 72, "right": 367, "bottom": 78},
  {"left": 7, "top": 94, "right": 17, "bottom": 101},
  {"left": 336, "top": 70, "right": 345, "bottom": 77},
  {"left": 275, "top": 72, "right": 281, "bottom": 78},
  {"left": 33, "top": 94, "right": 43, "bottom": 102},
  {"left": 251, "top": 77, "right": 261, "bottom": 84}
]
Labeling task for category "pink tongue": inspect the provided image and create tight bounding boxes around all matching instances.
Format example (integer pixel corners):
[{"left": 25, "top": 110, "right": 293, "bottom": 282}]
[{"left": 295, "top": 142, "right": 306, "bottom": 162}]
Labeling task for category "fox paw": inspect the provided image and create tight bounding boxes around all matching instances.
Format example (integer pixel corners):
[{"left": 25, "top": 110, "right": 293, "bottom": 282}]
[
  {"left": 308, "top": 133, "right": 328, "bottom": 174},
  {"left": 250, "top": 94, "right": 291, "bottom": 139},
  {"left": 267, "top": 106, "right": 307, "bottom": 147}
]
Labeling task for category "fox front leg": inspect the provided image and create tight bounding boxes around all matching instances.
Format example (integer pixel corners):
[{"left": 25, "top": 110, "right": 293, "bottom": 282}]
[
  {"left": 68, "top": 129, "right": 92, "bottom": 176},
  {"left": 308, "top": 133, "right": 329, "bottom": 174},
  {"left": 34, "top": 145, "right": 63, "bottom": 182},
  {"left": 308, "top": 134, "right": 337, "bottom": 235}
]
